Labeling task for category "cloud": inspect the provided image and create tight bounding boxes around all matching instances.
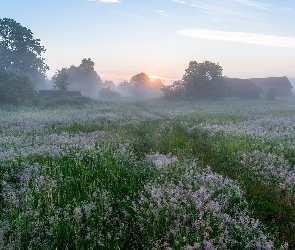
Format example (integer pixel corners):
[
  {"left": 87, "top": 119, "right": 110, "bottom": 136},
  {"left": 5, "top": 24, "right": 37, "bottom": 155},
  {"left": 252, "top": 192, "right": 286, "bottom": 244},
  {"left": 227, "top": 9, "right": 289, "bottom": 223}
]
[
  {"left": 157, "top": 10, "right": 169, "bottom": 16},
  {"left": 177, "top": 29, "right": 295, "bottom": 48},
  {"left": 187, "top": 2, "right": 258, "bottom": 19},
  {"left": 189, "top": 3, "right": 214, "bottom": 15},
  {"left": 233, "top": 0, "right": 272, "bottom": 11},
  {"left": 172, "top": 0, "right": 186, "bottom": 4}
]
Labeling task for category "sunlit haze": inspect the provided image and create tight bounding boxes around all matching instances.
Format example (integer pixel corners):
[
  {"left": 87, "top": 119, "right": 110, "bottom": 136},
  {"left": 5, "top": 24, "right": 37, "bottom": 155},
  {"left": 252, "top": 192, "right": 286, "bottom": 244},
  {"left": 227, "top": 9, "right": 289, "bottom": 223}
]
[{"left": 2, "top": 0, "right": 295, "bottom": 84}]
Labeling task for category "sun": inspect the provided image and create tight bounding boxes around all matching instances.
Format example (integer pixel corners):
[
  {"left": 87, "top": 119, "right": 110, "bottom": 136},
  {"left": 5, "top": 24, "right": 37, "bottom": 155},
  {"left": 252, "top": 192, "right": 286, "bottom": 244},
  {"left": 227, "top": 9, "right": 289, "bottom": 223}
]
[{"left": 149, "top": 75, "right": 161, "bottom": 80}]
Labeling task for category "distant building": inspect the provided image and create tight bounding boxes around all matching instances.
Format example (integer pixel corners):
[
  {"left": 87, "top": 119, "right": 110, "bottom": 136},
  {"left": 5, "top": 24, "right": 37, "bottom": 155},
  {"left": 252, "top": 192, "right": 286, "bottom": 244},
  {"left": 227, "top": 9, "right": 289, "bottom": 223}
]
[
  {"left": 250, "top": 77, "right": 293, "bottom": 97},
  {"left": 225, "top": 78, "right": 262, "bottom": 99},
  {"left": 98, "top": 86, "right": 121, "bottom": 99}
]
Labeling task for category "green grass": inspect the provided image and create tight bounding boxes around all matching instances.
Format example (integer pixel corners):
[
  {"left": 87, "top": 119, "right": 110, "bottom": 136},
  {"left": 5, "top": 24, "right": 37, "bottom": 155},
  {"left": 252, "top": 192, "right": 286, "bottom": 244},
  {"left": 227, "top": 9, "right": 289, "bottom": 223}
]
[{"left": 1, "top": 98, "right": 295, "bottom": 249}]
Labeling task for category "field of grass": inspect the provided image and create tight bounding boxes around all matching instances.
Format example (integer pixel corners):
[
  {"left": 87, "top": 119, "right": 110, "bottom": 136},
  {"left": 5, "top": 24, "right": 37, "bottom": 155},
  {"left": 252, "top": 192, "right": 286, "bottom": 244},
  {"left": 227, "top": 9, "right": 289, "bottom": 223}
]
[{"left": 1, "top": 98, "right": 295, "bottom": 249}]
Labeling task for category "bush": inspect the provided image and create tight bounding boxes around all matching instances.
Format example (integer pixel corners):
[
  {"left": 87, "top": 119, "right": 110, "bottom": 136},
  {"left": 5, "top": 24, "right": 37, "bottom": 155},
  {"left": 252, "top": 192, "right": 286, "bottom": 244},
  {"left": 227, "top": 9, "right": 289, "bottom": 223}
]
[
  {"left": 37, "top": 95, "right": 95, "bottom": 108},
  {"left": 0, "top": 69, "right": 38, "bottom": 105}
]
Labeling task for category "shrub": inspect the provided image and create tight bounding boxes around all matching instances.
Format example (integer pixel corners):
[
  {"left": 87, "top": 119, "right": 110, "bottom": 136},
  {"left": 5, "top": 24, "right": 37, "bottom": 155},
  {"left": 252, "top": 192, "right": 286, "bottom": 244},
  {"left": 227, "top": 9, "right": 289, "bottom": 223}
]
[
  {"left": 37, "top": 95, "right": 95, "bottom": 107},
  {"left": 0, "top": 69, "right": 38, "bottom": 105}
]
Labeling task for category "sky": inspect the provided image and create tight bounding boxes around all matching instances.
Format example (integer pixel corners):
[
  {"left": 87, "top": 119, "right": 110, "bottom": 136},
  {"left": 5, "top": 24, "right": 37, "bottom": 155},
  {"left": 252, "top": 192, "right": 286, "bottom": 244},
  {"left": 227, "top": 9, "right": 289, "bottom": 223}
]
[{"left": 1, "top": 0, "right": 295, "bottom": 85}]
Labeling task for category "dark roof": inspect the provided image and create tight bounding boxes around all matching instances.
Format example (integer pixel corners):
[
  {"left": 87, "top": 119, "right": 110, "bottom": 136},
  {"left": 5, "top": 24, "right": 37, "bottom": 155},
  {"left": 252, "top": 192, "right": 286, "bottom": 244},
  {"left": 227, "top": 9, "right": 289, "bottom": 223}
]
[
  {"left": 98, "top": 86, "right": 111, "bottom": 93},
  {"left": 225, "top": 78, "right": 262, "bottom": 93},
  {"left": 250, "top": 77, "right": 293, "bottom": 96}
]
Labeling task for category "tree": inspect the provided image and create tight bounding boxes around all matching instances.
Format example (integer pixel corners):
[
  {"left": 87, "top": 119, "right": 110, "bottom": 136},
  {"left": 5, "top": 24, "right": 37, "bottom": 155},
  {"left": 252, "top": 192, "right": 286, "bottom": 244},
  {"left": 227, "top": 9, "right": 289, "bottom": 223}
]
[
  {"left": 67, "top": 58, "right": 102, "bottom": 96},
  {"left": 129, "top": 72, "right": 151, "bottom": 97},
  {"left": 266, "top": 88, "right": 277, "bottom": 100},
  {"left": 52, "top": 68, "right": 71, "bottom": 91},
  {"left": 182, "top": 61, "right": 226, "bottom": 99},
  {"left": 162, "top": 61, "right": 226, "bottom": 100},
  {"left": 0, "top": 18, "right": 49, "bottom": 86},
  {"left": 117, "top": 80, "right": 132, "bottom": 97},
  {"left": 151, "top": 78, "right": 164, "bottom": 88},
  {"left": 0, "top": 69, "right": 37, "bottom": 105},
  {"left": 79, "top": 58, "right": 95, "bottom": 72},
  {"left": 101, "top": 80, "right": 116, "bottom": 89},
  {"left": 161, "top": 80, "right": 185, "bottom": 100},
  {"left": 130, "top": 72, "right": 150, "bottom": 87}
]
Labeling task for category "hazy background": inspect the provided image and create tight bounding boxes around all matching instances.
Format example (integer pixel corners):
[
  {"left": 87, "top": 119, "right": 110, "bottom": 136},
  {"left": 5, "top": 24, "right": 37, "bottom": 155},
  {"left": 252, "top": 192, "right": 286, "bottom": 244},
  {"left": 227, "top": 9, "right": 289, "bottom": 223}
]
[{"left": 1, "top": 0, "right": 295, "bottom": 85}]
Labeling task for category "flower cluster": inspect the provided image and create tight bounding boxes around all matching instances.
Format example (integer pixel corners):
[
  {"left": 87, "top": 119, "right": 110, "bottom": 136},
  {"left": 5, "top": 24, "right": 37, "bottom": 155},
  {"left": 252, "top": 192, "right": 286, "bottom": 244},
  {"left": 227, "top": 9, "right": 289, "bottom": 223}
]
[{"left": 136, "top": 156, "right": 279, "bottom": 249}]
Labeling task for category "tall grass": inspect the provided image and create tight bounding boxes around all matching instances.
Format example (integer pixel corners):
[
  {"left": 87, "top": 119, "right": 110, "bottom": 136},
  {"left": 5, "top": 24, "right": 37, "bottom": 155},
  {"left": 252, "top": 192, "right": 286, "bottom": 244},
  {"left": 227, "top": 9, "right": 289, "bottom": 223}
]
[{"left": 1, "top": 98, "right": 295, "bottom": 249}]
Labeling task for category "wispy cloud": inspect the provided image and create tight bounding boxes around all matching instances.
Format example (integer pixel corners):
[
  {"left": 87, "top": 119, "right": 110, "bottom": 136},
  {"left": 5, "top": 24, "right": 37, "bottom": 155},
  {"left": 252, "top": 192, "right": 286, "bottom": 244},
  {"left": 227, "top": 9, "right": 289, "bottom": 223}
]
[
  {"left": 172, "top": 0, "right": 186, "bottom": 4},
  {"left": 233, "top": 0, "right": 272, "bottom": 11},
  {"left": 157, "top": 10, "right": 169, "bottom": 16},
  {"left": 190, "top": 3, "right": 214, "bottom": 15},
  {"left": 177, "top": 1, "right": 259, "bottom": 20},
  {"left": 280, "top": 7, "right": 295, "bottom": 13},
  {"left": 177, "top": 29, "right": 295, "bottom": 48}
]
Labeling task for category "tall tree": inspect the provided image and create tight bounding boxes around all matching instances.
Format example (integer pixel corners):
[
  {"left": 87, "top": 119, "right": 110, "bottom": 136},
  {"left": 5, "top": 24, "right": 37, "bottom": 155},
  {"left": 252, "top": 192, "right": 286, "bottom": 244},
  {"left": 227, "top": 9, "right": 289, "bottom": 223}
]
[
  {"left": 162, "top": 61, "right": 226, "bottom": 100},
  {"left": 182, "top": 61, "right": 226, "bottom": 99},
  {"left": 67, "top": 58, "right": 102, "bottom": 95},
  {"left": 130, "top": 72, "right": 150, "bottom": 87},
  {"left": 79, "top": 58, "right": 95, "bottom": 72},
  {"left": 129, "top": 72, "right": 151, "bottom": 97},
  {"left": 0, "top": 18, "right": 49, "bottom": 86}
]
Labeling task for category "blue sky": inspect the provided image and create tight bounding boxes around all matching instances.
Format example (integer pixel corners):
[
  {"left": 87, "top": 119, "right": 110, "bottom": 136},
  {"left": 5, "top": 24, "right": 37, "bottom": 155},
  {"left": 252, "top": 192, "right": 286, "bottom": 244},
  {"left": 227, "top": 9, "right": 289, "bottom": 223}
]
[{"left": 1, "top": 0, "right": 295, "bottom": 84}]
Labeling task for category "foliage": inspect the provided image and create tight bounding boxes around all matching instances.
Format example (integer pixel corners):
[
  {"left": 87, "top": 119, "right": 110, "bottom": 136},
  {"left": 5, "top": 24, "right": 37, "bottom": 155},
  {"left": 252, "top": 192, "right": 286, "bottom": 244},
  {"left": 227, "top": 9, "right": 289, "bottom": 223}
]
[
  {"left": 52, "top": 68, "right": 71, "bottom": 91},
  {"left": 37, "top": 95, "right": 94, "bottom": 108},
  {"left": 161, "top": 80, "right": 185, "bottom": 100},
  {"left": 129, "top": 72, "right": 151, "bottom": 97},
  {"left": 130, "top": 72, "right": 150, "bottom": 86},
  {"left": 127, "top": 73, "right": 163, "bottom": 98},
  {"left": 117, "top": 80, "right": 133, "bottom": 97},
  {"left": 266, "top": 88, "right": 277, "bottom": 100},
  {"left": 67, "top": 58, "right": 102, "bottom": 94},
  {"left": 162, "top": 61, "right": 227, "bottom": 100},
  {"left": 101, "top": 80, "right": 116, "bottom": 89},
  {"left": 0, "top": 68, "right": 37, "bottom": 105},
  {"left": 0, "top": 18, "right": 49, "bottom": 86}
]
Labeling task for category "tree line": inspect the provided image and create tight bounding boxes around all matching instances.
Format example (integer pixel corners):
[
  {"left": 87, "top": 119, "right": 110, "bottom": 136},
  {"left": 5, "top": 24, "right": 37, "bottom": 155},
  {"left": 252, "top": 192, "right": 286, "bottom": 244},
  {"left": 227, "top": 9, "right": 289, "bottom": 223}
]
[{"left": 0, "top": 18, "right": 227, "bottom": 105}]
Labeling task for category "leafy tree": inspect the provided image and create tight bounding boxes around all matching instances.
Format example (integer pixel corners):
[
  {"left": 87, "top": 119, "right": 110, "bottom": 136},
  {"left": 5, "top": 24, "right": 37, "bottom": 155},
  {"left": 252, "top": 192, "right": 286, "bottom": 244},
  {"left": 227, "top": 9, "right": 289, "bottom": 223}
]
[
  {"left": 117, "top": 80, "right": 132, "bottom": 97},
  {"left": 266, "top": 88, "right": 277, "bottom": 100},
  {"left": 0, "top": 18, "right": 49, "bottom": 86},
  {"left": 79, "top": 58, "right": 95, "bottom": 72},
  {"left": 130, "top": 72, "right": 150, "bottom": 87},
  {"left": 161, "top": 80, "right": 185, "bottom": 100},
  {"left": 0, "top": 68, "right": 37, "bottom": 104},
  {"left": 101, "top": 80, "right": 116, "bottom": 89},
  {"left": 67, "top": 58, "right": 102, "bottom": 95},
  {"left": 52, "top": 68, "right": 71, "bottom": 91},
  {"left": 151, "top": 78, "right": 163, "bottom": 88},
  {"left": 182, "top": 61, "right": 226, "bottom": 99},
  {"left": 129, "top": 72, "right": 151, "bottom": 97},
  {"left": 162, "top": 61, "right": 226, "bottom": 100}
]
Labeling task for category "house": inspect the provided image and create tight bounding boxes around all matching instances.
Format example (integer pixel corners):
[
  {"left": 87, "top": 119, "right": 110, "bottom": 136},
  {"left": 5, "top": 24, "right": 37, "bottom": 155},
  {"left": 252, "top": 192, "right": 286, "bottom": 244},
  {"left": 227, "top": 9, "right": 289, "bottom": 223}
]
[
  {"left": 250, "top": 77, "right": 293, "bottom": 97},
  {"left": 98, "top": 86, "right": 121, "bottom": 99},
  {"left": 225, "top": 78, "right": 262, "bottom": 99}
]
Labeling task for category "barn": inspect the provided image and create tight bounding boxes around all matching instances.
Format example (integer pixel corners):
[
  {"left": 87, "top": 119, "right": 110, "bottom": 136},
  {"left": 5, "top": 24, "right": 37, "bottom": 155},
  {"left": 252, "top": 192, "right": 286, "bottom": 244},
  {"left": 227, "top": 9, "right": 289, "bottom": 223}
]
[
  {"left": 225, "top": 78, "right": 262, "bottom": 99},
  {"left": 250, "top": 77, "right": 293, "bottom": 97}
]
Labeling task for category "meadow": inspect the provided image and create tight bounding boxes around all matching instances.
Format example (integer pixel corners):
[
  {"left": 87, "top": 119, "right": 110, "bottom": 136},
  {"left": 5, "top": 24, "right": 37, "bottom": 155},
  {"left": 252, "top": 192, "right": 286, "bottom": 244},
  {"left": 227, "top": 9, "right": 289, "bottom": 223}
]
[{"left": 0, "top": 97, "right": 295, "bottom": 249}]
